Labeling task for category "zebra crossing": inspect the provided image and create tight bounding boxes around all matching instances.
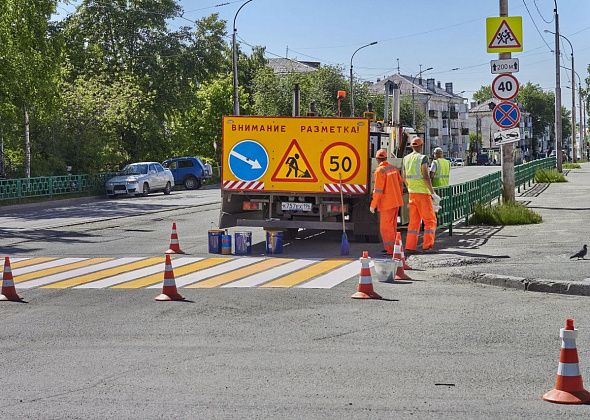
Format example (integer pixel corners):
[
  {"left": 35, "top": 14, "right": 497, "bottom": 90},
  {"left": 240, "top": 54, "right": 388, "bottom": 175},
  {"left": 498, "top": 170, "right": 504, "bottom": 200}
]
[{"left": 7, "top": 256, "right": 361, "bottom": 290}]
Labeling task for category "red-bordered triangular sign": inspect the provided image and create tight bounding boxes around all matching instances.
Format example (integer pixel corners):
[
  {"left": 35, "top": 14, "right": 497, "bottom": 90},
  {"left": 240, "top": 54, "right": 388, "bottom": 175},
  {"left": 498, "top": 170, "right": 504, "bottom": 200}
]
[
  {"left": 271, "top": 139, "right": 318, "bottom": 182},
  {"left": 488, "top": 19, "right": 521, "bottom": 49}
]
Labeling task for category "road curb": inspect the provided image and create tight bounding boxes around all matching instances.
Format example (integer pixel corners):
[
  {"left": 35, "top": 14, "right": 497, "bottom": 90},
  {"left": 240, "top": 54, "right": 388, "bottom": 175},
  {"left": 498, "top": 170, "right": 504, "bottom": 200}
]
[{"left": 455, "top": 272, "right": 590, "bottom": 297}]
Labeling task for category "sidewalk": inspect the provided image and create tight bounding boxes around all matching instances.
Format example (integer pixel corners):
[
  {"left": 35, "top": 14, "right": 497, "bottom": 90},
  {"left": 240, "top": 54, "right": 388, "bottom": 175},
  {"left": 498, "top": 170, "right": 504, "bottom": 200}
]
[{"left": 408, "top": 163, "right": 590, "bottom": 295}]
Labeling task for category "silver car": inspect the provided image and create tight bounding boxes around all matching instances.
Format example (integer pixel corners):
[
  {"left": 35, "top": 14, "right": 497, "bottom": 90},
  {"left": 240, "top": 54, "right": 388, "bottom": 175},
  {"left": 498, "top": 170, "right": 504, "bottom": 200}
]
[{"left": 105, "top": 162, "right": 175, "bottom": 198}]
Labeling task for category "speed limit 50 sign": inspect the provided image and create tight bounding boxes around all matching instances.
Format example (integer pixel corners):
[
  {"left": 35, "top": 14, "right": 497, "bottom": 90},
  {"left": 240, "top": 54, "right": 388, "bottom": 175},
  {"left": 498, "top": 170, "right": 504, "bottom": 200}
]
[{"left": 492, "top": 73, "right": 519, "bottom": 100}]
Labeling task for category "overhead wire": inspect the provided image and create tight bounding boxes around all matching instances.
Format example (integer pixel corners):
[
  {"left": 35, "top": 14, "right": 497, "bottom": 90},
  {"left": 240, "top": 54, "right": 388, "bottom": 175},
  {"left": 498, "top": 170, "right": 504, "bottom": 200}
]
[
  {"left": 522, "top": 0, "right": 553, "bottom": 52},
  {"left": 533, "top": 0, "right": 554, "bottom": 24}
]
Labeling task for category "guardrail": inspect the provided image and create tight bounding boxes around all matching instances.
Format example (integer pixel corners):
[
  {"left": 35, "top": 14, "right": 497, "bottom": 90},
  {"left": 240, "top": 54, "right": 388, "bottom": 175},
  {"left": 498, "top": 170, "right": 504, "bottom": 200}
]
[
  {"left": 435, "top": 157, "right": 556, "bottom": 235},
  {"left": 0, "top": 173, "right": 115, "bottom": 202}
]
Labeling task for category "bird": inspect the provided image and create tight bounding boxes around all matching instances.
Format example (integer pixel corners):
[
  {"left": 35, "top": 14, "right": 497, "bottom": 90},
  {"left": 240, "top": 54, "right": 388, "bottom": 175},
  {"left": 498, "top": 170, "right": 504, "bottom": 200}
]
[{"left": 570, "top": 245, "right": 587, "bottom": 260}]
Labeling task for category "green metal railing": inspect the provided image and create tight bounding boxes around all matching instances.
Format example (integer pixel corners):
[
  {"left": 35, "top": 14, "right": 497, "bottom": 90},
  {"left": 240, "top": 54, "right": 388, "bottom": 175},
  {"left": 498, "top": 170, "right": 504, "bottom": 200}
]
[
  {"left": 0, "top": 173, "right": 115, "bottom": 202},
  {"left": 434, "top": 157, "right": 556, "bottom": 234}
]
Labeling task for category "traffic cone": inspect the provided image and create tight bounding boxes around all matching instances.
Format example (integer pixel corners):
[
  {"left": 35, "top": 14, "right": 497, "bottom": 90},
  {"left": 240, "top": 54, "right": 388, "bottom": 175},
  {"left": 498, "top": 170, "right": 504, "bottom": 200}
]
[
  {"left": 393, "top": 235, "right": 412, "bottom": 281},
  {"left": 1, "top": 257, "right": 23, "bottom": 302},
  {"left": 165, "top": 222, "right": 185, "bottom": 254},
  {"left": 543, "top": 319, "right": 590, "bottom": 404},
  {"left": 155, "top": 254, "right": 185, "bottom": 301},
  {"left": 351, "top": 251, "right": 382, "bottom": 300},
  {"left": 398, "top": 232, "right": 413, "bottom": 270}
]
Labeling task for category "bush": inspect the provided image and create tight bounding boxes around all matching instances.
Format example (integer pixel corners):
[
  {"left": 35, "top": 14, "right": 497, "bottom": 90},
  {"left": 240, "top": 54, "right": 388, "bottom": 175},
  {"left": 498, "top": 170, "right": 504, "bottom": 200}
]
[
  {"left": 534, "top": 168, "right": 567, "bottom": 183},
  {"left": 469, "top": 201, "right": 542, "bottom": 226},
  {"left": 563, "top": 163, "right": 581, "bottom": 169}
]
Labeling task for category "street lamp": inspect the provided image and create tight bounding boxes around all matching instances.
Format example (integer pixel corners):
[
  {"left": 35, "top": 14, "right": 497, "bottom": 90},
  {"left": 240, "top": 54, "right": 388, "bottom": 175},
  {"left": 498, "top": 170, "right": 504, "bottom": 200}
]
[
  {"left": 232, "top": 0, "right": 254, "bottom": 116},
  {"left": 349, "top": 41, "right": 377, "bottom": 117},
  {"left": 545, "top": 28, "right": 577, "bottom": 161},
  {"left": 411, "top": 66, "right": 434, "bottom": 129}
]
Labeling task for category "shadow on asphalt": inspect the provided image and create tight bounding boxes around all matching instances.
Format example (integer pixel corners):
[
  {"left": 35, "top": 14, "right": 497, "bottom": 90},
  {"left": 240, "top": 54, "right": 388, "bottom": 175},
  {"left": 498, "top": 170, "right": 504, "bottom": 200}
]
[{"left": 0, "top": 228, "right": 98, "bottom": 254}]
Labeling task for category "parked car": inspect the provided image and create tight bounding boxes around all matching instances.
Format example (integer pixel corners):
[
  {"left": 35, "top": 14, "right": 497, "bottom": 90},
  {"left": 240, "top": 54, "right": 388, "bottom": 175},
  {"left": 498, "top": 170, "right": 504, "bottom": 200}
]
[
  {"left": 162, "top": 156, "right": 211, "bottom": 190},
  {"left": 454, "top": 158, "right": 464, "bottom": 167},
  {"left": 105, "top": 162, "right": 174, "bottom": 198},
  {"left": 476, "top": 154, "right": 490, "bottom": 166}
]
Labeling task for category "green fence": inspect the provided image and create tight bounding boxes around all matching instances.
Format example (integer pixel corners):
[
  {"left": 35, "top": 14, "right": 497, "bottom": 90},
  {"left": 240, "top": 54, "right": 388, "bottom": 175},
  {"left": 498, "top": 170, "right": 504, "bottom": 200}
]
[
  {"left": 0, "top": 173, "right": 115, "bottom": 202},
  {"left": 434, "top": 157, "right": 556, "bottom": 234}
]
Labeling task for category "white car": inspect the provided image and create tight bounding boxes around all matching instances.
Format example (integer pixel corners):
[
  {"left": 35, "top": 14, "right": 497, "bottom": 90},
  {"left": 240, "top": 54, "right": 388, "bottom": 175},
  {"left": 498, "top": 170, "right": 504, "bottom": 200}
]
[
  {"left": 105, "top": 162, "right": 175, "bottom": 198},
  {"left": 454, "top": 158, "right": 464, "bottom": 167}
]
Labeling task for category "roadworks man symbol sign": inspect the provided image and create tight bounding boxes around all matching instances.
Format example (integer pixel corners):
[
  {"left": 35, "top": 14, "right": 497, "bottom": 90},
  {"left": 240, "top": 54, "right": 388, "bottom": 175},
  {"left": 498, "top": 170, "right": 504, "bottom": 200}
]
[
  {"left": 486, "top": 16, "right": 523, "bottom": 53},
  {"left": 271, "top": 139, "right": 318, "bottom": 182}
]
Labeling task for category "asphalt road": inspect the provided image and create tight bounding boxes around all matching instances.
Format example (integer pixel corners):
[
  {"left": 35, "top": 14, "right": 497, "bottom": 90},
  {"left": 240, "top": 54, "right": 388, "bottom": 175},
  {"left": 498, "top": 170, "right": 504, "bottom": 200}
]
[{"left": 3, "top": 167, "right": 588, "bottom": 419}]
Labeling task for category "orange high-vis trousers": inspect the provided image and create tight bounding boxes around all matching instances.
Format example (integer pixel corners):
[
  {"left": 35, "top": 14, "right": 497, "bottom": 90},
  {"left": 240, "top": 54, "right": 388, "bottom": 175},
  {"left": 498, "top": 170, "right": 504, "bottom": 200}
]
[
  {"left": 406, "top": 193, "right": 437, "bottom": 251},
  {"left": 379, "top": 207, "right": 399, "bottom": 255}
]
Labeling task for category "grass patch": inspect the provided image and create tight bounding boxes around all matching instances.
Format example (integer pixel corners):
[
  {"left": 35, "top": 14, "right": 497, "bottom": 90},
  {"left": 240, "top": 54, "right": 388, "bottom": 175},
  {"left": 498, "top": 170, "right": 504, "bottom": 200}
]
[
  {"left": 469, "top": 201, "right": 542, "bottom": 226},
  {"left": 563, "top": 162, "right": 581, "bottom": 169},
  {"left": 534, "top": 168, "right": 567, "bottom": 183}
]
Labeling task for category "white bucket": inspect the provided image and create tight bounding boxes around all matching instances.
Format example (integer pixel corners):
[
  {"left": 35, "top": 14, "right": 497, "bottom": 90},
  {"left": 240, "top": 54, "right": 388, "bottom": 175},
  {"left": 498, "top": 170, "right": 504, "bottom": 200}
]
[{"left": 373, "top": 259, "right": 400, "bottom": 283}]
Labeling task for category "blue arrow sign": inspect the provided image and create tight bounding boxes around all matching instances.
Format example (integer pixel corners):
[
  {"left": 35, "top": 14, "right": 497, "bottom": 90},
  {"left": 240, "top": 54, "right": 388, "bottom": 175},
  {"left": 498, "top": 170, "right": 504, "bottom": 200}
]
[
  {"left": 228, "top": 140, "right": 269, "bottom": 182},
  {"left": 493, "top": 101, "right": 521, "bottom": 129}
]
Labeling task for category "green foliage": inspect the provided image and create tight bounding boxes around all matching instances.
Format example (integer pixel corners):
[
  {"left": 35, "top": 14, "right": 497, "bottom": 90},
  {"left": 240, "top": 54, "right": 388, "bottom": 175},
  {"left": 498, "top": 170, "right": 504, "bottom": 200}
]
[
  {"left": 469, "top": 201, "right": 542, "bottom": 225},
  {"left": 563, "top": 163, "right": 581, "bottom": 169},
  {"left": 473, "top": 85, "right": 492, "bottom": 103},
  {"left": 534, "top": 169, "right": 567, "bottom": 183}
]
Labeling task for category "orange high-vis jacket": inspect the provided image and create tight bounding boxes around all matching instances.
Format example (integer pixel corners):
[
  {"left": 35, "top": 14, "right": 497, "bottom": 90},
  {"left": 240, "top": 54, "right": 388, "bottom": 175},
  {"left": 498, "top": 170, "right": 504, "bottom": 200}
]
[{"left": 370, "top": 161, "right": 404, "bottom": 210}]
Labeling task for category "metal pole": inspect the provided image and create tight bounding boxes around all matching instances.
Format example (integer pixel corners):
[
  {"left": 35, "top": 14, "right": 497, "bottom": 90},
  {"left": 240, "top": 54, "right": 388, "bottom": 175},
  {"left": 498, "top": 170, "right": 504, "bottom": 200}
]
[
  {"left": 349, "top": 41, "right": 377, "bottom": 117},
  {"left": 571, "top": 52, "right": 576, "bottom": 162},
  {"left": 232, "top": 0, "right": 254, "bottom": 116},
  {"left": 553, "top": 2, "right": 563, "bottom": 172},
  {"left": 500, "top": 0, "right": 515, "bottom": 201}
]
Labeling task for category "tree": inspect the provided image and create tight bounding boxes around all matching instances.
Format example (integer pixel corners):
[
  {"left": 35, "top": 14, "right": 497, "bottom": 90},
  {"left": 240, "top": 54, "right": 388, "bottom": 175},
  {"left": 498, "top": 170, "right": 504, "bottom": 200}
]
[
  {"left": 473, "top": 85, "right": 493, "bottom": 103},
  {"left": 468, "top": 132, "right": 482, "bottom": 163},
  {"left": 516, "top": 83, "right": 555, "bottom": 155}
]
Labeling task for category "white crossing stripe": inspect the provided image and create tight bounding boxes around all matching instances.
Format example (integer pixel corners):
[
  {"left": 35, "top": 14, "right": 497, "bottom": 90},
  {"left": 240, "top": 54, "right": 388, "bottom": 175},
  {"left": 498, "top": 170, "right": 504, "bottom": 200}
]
[
  {"left": 17, "top": 258, "right": 144, "bottom": 289},
  {"left": 149, "top": 257, "right": 265, "bottom": 288},
  {"left": 76, "top": 258, "right": 201, "bottom": 288},
  {"left": 6, "top": 257, "right": 28, "bottom": 263},
  {"left": 298, "top": 261, "right": 360, "bottom": 288},
  {"left": 222, "top": 259, "right": 318, "bottom": 288},
  {"left": 12, "top": 258, "right": 87, "bottom": 275}
]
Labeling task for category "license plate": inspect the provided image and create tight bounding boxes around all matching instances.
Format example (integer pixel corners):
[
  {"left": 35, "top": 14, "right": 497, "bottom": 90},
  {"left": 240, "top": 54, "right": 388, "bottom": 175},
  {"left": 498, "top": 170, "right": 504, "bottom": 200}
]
[{"left": 281, "top": 202, "right": 312, "bottom": 212}]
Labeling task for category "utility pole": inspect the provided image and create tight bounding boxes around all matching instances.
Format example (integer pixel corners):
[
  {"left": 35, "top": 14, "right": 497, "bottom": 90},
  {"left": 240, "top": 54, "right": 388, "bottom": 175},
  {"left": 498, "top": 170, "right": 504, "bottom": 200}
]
[
  {"left": 552, "top": 1, "right": 563, "bottom": 172},
  {"left": 571, "top": 52, "right": 576, "bottom": 162},
  {"left": 500, "top": 0, "right": 515, "bottom": 202}
]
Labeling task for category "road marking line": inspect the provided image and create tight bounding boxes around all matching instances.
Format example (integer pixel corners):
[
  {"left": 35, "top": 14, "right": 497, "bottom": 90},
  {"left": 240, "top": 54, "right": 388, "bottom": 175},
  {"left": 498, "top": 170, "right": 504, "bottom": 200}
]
[
  {"left": 42, "top": 257, "right": 163, "bottom": 288},
  {"left": 186, "top": 258, "right": 289, "bottom": 288},
  {"left": 222, "top": 259, "right": 317, "bottom": 288},
  {"left": 261, "top": 259, "right": 350, "bottom": 288},
  {"left": 17, "top": 258, "right": 144, "bottom": 289},
  {"left": 152, "top": 257, "right": 265, "bottom": 288},
  {"left": 5, "top": 257, "right": 29, "bottom": 264},
  {"left": 10, "top": 257, "right": 55, "bottom": 269},
  {"left": 76, "top": 258, "right": 200, "bottom": 289},
  {"left": 112, "top": 258, "right": 229, "bottom": 289},
  {"left": 297, "top": 261, "right": 360, "bottom": 288},
  {"left": 13, "top": 258, "right": 87, "bottom": 276},
  {"left": 14, "top": 258, "right": 112, "bottom": 283}
]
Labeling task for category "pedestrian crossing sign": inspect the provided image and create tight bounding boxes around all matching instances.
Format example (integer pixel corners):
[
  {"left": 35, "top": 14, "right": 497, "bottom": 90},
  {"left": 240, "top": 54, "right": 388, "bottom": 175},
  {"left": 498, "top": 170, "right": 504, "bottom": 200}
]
[
  {"left": 486, "top": 16, "right": 523, "bottom": 53},
  {"left": 271, "top": 139, "right": 318, "bottom": 182}
]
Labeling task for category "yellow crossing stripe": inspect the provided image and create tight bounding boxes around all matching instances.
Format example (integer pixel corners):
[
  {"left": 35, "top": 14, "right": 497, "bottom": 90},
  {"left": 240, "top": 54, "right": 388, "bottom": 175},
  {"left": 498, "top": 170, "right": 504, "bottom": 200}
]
[
  {"left": 14, "top": 258, "right": 112, "bottom": 283},
  {"left": 10, "top": 257, "right": 57, "bottom": 269},
  {"left": 260, "top": 259, "right": 350, "bottom": 288},
  {"left": 42, "top": 257, "right": 162, "bottom": 289},
  {"left": 186, "top": 258, "right": 291, "bottom": 288},
  {"left": 112, "top": 258, "right": 229, "bottom": 289}
]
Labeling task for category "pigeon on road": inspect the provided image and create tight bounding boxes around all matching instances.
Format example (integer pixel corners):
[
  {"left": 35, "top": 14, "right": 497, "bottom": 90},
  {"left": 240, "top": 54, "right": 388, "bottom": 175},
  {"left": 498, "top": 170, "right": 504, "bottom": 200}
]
[{"left": 570, "top": 245, "right": 587, "bottom": 260}]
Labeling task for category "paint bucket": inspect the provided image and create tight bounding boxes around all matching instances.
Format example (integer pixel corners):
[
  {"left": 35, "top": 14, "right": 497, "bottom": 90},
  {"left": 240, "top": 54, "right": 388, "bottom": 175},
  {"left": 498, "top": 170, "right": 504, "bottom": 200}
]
[
  {"left": 373, "top": 259, "right": 400, "bottom": 283},
  {"left": 265, "top": 230, "right": 283, "bottom": 255},
  {"left": 208, "top": 229, "right": 224, "bottom": 254},
  {"left": 221, "top": 234, "right": 232, "bottom": 255},
  {"left": 234, "top": 231, "right": 252, "bottom": 255}
]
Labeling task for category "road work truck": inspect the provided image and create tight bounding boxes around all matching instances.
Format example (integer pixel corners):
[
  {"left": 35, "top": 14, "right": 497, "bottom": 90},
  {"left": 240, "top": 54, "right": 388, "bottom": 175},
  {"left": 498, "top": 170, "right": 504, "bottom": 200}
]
[{"left": 220, "top": 115, "right": 416, "bottom": 241}]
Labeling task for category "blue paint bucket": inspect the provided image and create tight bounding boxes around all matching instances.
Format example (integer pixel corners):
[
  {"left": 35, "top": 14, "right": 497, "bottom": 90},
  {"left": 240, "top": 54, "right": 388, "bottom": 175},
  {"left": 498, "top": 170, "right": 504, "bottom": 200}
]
[
  {"left": 221, "top": 234, "right": 232, "bottom": 255},
  {"left": 234, "top": 231, "right": 252, "bottom": 255},
  {"left": 265, "top": 230, "right": 283, "bottom": 255},
  {"left": 208, "top": 230, "right": 224, "bottom": 254}
]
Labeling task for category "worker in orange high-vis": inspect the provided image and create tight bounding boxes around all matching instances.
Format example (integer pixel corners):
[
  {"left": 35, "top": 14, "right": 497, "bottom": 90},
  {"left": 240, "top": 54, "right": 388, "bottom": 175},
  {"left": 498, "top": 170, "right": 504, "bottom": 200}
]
[
  {"left": 370, "top": 149, "right": 404, "bottom": 255},
  {"left": 403, "top": 137, "right": 439, "bottom": 253}
]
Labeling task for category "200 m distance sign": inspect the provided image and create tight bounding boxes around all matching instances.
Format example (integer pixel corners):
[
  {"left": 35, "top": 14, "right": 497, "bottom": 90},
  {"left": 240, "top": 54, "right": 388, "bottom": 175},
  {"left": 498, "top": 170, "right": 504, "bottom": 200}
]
[{"left": 492, "top": 73, "right": 519, "bottom": 100}]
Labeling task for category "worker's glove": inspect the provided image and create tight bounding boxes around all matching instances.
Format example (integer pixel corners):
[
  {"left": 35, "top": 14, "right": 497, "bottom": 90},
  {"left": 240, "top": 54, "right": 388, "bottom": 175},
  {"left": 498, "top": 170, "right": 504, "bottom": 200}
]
[
  {"left": 433, "top": 204, "right": 441, "bottom": 213},
  {"left": 431, "top": 193, "right": 441, "bottom": 204},
  {"left": 369, "top": 207, "right": 376, "bottom": 214}
]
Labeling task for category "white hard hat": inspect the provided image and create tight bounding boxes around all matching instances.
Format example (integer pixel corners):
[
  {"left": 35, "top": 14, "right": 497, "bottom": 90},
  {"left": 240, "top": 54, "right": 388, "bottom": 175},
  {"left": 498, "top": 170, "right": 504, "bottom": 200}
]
[{"left": 433, "top": 147, "right": 443, "bottom": 154}]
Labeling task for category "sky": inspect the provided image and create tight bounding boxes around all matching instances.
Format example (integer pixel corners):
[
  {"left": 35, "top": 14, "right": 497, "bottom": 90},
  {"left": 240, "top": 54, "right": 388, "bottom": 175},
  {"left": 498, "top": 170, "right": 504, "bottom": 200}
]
[{"left": 56, "top": 0, "right": 590, "bottom": 110}]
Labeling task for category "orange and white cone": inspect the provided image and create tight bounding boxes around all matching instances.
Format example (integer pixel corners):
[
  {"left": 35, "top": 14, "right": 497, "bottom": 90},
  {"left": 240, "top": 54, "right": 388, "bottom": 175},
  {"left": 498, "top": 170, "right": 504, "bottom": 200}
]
[
  {"left": 543, "top": 319, "right": 590, "bottom": 404},
  {"left": 351, "top": 251, "right": 382, "bottom": 300},
  {"left": 165, "top": 222, "right": 185, "bottom": 254},
  {"left": 155, "top": 254, "right": 185, "bottom": 301},
  {"left": 393, "top": 235, "right": 412, "bottom": 281},
  {"left": 1, "top": 257, "right": 23, "bottom": 302},
  {"left": 398, "top": 232, "right": 413, "bottom": 270}
]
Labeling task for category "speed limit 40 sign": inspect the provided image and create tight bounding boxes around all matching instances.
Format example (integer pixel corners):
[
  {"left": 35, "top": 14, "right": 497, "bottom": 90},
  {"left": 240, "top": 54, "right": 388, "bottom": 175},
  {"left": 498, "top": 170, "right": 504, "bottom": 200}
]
[{"left": 492, "top": 73, "right": 519, "bottom": 100}]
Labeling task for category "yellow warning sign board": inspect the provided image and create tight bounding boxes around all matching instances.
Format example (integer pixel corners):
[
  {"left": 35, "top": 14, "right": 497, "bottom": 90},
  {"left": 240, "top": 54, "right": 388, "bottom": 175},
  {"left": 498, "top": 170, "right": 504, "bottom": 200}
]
[
  {"left": 486, "top": 16, "right": 523, "bottom": 53},
  {"left": 222, "top": 116, "right": 369, "bottom": 193}
]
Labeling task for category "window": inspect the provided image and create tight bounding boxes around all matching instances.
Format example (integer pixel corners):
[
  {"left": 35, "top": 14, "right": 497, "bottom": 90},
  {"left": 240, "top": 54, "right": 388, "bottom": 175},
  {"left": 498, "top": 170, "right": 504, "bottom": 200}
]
[
  {"left": 178, "top": 159, "right": 194, "bottom": 168},
  {"left": 428, "top": 110, "right": 438, "bottom": 118},
  {"left": 442, "top": 120, "right": 447, "bottom": 128},
  {"left": 429, "top": 128, "right": 439, "bottom": 136},
  {"left": 165, "top": 161, "right": 177, "bottom": 170},
  {"left": 155, "top": 163, "right": 165, "bottom": 172},
  {"left": 148, "top": 164, "right": 157, "bottom": 173}
]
